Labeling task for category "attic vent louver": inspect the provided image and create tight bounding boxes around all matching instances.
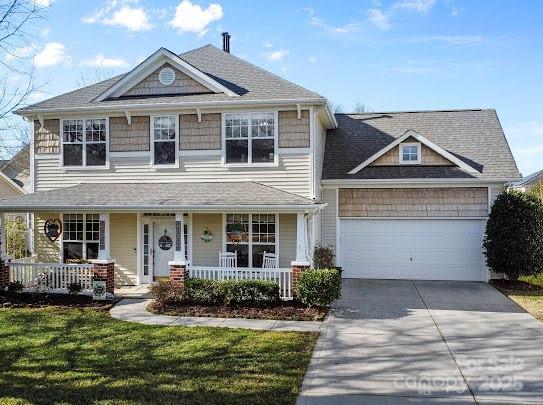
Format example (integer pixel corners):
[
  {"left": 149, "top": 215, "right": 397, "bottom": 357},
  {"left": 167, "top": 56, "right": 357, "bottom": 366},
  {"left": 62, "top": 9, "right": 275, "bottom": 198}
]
[{"left": 158, "top": 67, "right": 176, "bottom": 86}]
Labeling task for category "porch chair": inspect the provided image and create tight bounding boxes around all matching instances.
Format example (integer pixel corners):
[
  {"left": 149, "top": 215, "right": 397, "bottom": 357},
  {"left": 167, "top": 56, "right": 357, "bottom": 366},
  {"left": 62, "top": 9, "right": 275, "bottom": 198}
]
[
  {"left": 262, "top": 251, "right": 277, "bottom": 269},
  {"left": 219, "top": 251, "right": 237, "bottom": 268}
]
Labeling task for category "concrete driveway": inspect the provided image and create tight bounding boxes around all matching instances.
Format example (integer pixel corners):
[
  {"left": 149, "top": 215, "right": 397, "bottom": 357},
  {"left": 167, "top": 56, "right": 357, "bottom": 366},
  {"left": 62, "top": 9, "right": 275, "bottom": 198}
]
[{"left": 298, "top": 279, "right": 543, "bottom": 404}]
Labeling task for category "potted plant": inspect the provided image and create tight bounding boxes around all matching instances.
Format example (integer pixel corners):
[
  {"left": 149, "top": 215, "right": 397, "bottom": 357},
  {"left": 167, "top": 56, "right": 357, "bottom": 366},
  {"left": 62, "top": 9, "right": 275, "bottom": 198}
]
[{"left": 227, "top": 223, "right": 246, "bottom": 243}]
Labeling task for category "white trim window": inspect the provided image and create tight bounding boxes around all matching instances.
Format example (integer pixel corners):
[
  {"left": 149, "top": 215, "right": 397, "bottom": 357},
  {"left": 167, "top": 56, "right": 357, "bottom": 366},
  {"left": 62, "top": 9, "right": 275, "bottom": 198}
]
[
  {"left": 399, "top": 142, "right": 421, "bottom": 164},
  {"left": 62, "top": 213, "right": 100, "bottom": 262},
  {"left": 225, "top": 213, "right": 277, "bottom": 267},
  {"left": 61, "top": 119, "right": 108, "bottom": 167},
  {"left": 224, "top": 112, "right": 277, "bottom": 165},
  {"left": 151, "top": 115, "right": 178, "bottom": 166}
]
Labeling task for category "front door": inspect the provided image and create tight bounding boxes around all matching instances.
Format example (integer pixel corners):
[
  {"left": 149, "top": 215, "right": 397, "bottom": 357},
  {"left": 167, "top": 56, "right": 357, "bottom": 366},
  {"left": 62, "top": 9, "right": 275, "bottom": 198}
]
[{"left": 153, "top": 222, "right": 175, "bottom": 278}]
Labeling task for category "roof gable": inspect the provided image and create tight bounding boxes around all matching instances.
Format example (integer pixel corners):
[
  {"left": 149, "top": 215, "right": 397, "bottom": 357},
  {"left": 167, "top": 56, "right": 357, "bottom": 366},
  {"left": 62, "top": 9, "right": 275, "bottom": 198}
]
[
  {"left": 95, "top": 47, "right": 238, "bottom": 101},
  {"left": 348, "top": 129, "right": 480, "bottom": 175},
  {"left": 370, "top": 136, "right": 455, "bottom": 166}
]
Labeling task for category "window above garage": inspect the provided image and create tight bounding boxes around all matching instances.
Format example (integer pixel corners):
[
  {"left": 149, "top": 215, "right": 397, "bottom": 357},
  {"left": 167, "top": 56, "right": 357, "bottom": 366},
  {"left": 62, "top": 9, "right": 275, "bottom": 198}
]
[{"left": 399, "top": 142, "right": 421, "bottom": 164}]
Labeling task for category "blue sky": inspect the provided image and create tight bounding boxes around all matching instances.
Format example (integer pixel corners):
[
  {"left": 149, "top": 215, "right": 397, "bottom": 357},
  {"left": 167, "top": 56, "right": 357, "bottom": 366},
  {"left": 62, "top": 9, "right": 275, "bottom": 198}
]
[{"left": 11, "top": 0, "right": 543, "bottom": 176}]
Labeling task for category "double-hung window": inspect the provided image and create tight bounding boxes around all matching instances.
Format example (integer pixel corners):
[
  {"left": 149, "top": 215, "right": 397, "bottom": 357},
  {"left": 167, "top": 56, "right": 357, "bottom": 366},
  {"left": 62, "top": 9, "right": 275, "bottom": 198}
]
[
  {"left": 225, "top": 213, "right": 277, "bottom": 267},
  {"left": 152, "top": 115, "right": 178, "bottom": 166},
  {"left": 62, "top": 214, "right": 99, "bottom": 262},
  {"left": 400, "top": 143, "right": 421, "bottom": 164},
  {"left": 224, "top": 112, "right": 276, "bottom": 164},
  {"left": 62, "top": 119, "right": 107, "bottom": 167}
]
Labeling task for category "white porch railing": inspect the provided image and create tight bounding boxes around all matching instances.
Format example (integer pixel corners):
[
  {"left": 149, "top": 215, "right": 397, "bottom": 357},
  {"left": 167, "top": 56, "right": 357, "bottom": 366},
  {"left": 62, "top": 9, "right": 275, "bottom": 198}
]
[
  {"left": 9, "top": 263, "right": 94, "bottom": 293},
  {"left": 188, "top": 266, "right": 293, "bottom": 300}
]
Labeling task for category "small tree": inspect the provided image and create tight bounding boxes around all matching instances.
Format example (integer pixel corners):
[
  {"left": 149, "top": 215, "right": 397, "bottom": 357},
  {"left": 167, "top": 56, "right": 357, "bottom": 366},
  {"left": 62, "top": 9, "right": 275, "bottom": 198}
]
[
  {"left": 484, "top": 189, "right": 543, "bottom": 280},
  {"left": 528, "top": 181, "right": 543, "bottom": 202}
]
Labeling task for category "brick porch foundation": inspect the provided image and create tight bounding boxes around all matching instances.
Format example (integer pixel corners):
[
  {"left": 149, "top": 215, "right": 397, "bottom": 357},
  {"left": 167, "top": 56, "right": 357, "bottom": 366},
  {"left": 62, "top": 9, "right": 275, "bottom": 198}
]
[
  {"left": 169, "top": 262, "right": 189, "bottom": 289},
  {"left": 0, "top": 259, "right": 8, "bottom": 289},
  {"left": 92, "top": 260, "right": 115, "bottom": 295}
]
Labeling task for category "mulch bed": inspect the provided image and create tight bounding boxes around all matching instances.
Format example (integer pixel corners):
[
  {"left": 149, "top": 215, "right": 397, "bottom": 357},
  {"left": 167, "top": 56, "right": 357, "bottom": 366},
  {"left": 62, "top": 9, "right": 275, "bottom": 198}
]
[
  {"left": 148, "top": 301, "right": 327, "bottom": 321},
  {"left": 0, "top": 292, "right": 116, "bottom": 311},
  {"left": 490, "top": 279, "right": 543, "bottom": 294}
]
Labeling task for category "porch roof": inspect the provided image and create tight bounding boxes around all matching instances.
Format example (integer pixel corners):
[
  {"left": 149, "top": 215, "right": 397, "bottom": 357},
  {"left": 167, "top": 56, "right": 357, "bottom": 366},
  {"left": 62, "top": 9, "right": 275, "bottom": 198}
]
[{"left": 0, "top": 181, "right": 321, "bottom": 212}]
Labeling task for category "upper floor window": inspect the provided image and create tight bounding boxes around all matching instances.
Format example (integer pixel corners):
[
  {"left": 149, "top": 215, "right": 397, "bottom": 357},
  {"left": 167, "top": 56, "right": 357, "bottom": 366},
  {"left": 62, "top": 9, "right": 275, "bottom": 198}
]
[
  {"left": 152, "top": 115, "right": 178, "bottom": 166},
  {"left": 224, "top": 112, "right": 276, "bottom": 165},
  {"left": 400, "top": 143, "right": 421, "bottom": 164},
  {"left": 62, "top": 119, "right": 107, "bottom": 167}
]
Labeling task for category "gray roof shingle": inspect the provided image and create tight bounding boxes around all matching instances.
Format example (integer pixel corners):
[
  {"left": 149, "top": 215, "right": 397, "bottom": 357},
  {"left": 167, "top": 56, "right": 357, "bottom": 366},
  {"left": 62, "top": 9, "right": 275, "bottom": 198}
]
[
  {"left": 0, "top": 181, "right": 319, "bottom": 211},
  {"left": 16, "top": 45, "right": 323, "bottom": 113},
  {"left": 323, "top": 109, "right": 520, "bottom": 180}
]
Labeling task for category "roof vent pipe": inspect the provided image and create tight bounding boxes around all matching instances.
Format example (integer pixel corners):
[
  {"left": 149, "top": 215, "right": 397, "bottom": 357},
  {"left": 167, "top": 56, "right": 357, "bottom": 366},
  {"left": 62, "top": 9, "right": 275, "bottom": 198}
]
[{"left": 222, "top": 32, "right": 231, "bottom": 53}]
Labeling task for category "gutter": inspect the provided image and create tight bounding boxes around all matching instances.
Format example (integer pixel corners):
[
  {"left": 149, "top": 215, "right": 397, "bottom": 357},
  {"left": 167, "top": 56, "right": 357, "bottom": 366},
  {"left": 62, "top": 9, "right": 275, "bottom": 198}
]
[
  {"left": 0, "top": 203, "right": 327, "bottom": 213},
  {"left": 321, "top": 178, "right": 518, "bottom": 186},
  {"left": 15, "top": 98, "right": 329, "bottom": 115}
]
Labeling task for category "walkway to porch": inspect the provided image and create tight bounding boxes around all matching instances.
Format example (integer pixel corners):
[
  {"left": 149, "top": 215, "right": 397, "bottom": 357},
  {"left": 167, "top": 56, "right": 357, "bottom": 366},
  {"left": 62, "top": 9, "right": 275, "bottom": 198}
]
[{"left": 110, "top": 298, "right": 324, "bottom": 331}]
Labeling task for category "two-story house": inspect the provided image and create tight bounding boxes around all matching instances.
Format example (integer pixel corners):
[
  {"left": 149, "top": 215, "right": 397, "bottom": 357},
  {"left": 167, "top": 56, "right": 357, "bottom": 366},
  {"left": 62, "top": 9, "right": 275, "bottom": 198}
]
[{"left": 0, "top": 36, "right": 520, "bottom": 290}]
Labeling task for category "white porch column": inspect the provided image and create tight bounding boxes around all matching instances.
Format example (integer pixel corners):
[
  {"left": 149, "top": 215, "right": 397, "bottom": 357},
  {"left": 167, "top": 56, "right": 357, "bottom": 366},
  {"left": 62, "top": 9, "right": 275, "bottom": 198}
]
[
  {"left": 293, "top": 212, "right": 310, "bottom": 266},
  {"left": 173, "top": 212, "right": 186, "bottom": 264},
  {"left": 98, "top": 213, "right": 111, "bottom": 260},
  {"left": 0, "top": 212, "right": 7, "bottom": 261}
]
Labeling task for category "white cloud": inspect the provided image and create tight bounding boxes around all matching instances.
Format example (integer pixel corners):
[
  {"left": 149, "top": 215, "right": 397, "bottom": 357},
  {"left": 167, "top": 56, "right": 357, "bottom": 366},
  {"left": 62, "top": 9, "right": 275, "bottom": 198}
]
[
  {"left": 34, "top": 0, "right": 50, "bottom": 7},
  {"left": 266, "top": 49, "right": 288, "bottom": 61},
  {"left": 407, "top": 35, "right": 485, "bottom": 45},
  {"left": 450, "top": 6, "right": 462, "bottom": 16},
  {"left": 509, "top": 121, "right": 543, "bottom": 138},
  {"left": 80, "top": 54, "right": 129, "bottom": 68},
  {"left": 310, "top": 16, "right": 363, "bottom": 34},
  {"left": 5, "top": 46, "right": 34, "bottom": 61},
  {"left": 367, "top": 8, "right": 390, "bottom": 29},
  {"left": 34, "top": 42, "right": 70, "bottom": 68},
  {"left": 83, "top": 1, "right": 153, "bottom": 32},
  {"left": 393, "top": 0, "right": 436, "bottom": 13},
  {"left": 40, "top": 27, "right": 51, "bottom": 37},
  {"left": 308, "top": 56, "right": 317, "bottom": 63},
  {"left": 169, "top": 0, "right": 223, "bottom": 35},
  {"left": 27, "top": 91, "right": 48, "bottom": 102},
  {"left": 262, "top": 40, "right": 273, "bottom": 48}
]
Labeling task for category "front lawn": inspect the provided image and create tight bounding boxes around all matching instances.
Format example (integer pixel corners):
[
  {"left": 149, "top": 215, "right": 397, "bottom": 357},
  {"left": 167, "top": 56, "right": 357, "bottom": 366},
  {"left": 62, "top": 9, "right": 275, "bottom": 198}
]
[
  {"left": 0, "top": 307, "right": 317, "bottom": 404},
  {"left": 491, "top": 274, "right": 543, "bottom": 321}
]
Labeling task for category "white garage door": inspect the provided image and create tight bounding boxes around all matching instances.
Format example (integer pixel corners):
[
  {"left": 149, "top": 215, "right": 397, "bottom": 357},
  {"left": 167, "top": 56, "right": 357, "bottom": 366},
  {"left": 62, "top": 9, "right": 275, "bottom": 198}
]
[{"left": 339, "top": 219, "right": 487, "bottom": 281}]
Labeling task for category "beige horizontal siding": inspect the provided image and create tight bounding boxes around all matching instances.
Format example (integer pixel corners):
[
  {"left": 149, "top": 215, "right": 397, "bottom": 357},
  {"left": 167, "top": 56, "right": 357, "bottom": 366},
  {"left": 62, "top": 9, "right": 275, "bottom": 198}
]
[
  {"left": 339, "top": 188, "right": 488, "bottom": 218},
  {"left": 123, "top": 63, "right": 209, "bottom": 97},
  {"left": 179, "top": 113, "right": 221, "bottom": 150},
  {"left": 34, "top": 119, "right": 60, "bottom": 154},
  {"left": 191, "top": 213, "right": 222, "bottom": 266},
  {"left": 34, "top": 154, "right": 311, "bottom": 197},
  {"left": 279, "top": 214, "right": 296, "bottom": 267},
  {"left": 0, "top": 179, "right": 22, "bottom": 199},
  {"left": 110, "top": 213, "right": 138, "bottom": 285},
  {"left": 34, "top": 212, "right": 61, "bottom": 262},
  {"left": 278, "top": 110, "right": 310, "bottom": 148},
  {"left": 321, "top": 188, "right": 337, "bottom": 256},
  {"left": 110, "top": 116, "right": 150, "bottom": 152}
]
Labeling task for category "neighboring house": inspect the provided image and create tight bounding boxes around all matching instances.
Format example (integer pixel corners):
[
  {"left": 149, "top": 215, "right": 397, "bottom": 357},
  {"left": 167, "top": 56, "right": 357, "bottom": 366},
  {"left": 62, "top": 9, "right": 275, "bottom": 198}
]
[
  {"left": 512, "top": 169, "right": 543, "bottom": 191},
  {"left": 0, "top": 37, "right": 520, "bottom": 286}
]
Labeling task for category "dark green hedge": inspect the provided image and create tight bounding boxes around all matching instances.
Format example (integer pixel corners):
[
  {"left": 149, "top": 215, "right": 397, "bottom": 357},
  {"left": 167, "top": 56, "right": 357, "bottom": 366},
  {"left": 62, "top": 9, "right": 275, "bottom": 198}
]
[
  {"left": 296, "top": 268, "right": 342, "bottom": 307},
  {"left": 151, "top": 279, "right": 280, "bottom": 307},
  {"left": 484, "top": 189, "right": 543, "bottom": 280}
]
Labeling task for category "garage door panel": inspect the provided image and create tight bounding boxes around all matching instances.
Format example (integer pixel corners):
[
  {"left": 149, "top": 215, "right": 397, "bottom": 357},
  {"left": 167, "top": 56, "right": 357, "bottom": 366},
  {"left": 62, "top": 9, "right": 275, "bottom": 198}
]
[{"left": 339, "top": 219, "right": 486, "bottom": 281}]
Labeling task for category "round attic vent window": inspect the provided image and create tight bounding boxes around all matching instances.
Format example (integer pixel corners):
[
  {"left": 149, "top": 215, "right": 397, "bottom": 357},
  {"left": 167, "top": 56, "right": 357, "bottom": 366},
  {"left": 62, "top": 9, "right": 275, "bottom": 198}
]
[{"left": 158, "top": 67, "right": 176, "bottom": 86}]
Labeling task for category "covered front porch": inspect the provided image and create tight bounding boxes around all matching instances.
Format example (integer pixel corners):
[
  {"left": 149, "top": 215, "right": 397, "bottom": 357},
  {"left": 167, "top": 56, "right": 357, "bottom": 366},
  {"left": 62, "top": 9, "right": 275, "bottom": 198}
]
[{"left": 0, "top": 182, "right": 322, "bottom": 299}]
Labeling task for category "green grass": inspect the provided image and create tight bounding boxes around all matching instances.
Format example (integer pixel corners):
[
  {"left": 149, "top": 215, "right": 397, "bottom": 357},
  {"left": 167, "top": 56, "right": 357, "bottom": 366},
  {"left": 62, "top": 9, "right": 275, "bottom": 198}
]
[
  {"left": 0, "top": 308, "right": 318, "bottom": 405},
  {"left": 519, "top": 273, "right": 543, "bottom": 288},
  {"left": 500, "top": 274, "right": 543, "bottom": 321}
]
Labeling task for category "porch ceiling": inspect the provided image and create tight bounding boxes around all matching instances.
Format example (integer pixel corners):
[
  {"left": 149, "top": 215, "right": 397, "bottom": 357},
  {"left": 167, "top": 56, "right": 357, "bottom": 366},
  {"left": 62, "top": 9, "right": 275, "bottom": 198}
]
[{"left": 0, "top": 181, "right": 321, "bottom": 212}]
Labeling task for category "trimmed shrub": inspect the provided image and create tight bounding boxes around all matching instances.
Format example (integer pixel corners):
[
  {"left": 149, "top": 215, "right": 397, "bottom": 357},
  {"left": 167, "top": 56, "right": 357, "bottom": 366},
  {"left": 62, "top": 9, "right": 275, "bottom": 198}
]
[
  {"left": 223, "top": 280, "right": 280, "bottom": 307},
  {"left": 185, "top": 279, "right": 227, "bottom": 306},
  {"left": 67, "top": 282, "right": 82, "bottom": 295},
  {"left": 484, "top": 189, "right": 543, "bottom": 280},
  {"left": 313, "top": 245, "right": 335, "bottom": 269},
  {"left": 150, "top": 281, "right": 184, "bottom": 308},
  {"left": 7, "top": 281, "right": 24, "bottom": 294},
  {"left": 297, "top": 268, "right": 341, "bottom": 307}
]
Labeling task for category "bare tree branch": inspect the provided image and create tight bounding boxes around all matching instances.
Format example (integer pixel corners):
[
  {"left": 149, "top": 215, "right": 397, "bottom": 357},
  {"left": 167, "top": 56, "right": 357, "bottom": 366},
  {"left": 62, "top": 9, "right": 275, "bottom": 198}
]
[{"left": 0, "top": 0, "right": 48, "bottom": 159}]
